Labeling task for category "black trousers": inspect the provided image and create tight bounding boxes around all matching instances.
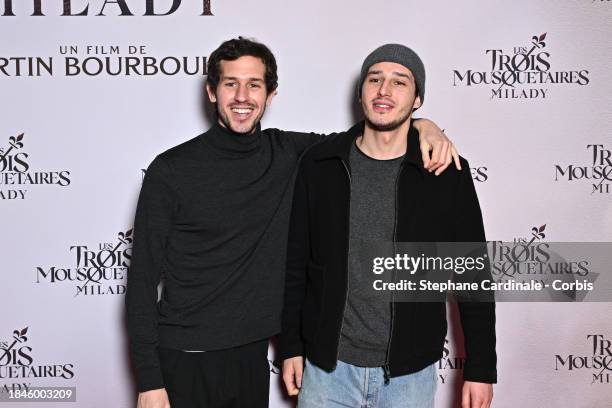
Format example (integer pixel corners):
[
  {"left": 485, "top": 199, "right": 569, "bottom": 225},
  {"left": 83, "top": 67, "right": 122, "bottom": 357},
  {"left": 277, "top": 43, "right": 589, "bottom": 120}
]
[{"left": 159, "top": 339, "right": 270, "bottom": 408}]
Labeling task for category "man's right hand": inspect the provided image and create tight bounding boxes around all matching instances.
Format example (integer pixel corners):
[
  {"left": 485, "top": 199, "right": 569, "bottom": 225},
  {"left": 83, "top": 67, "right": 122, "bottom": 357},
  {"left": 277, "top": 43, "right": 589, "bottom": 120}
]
[
  {"left": 282, "top": 356, "right": 304, "bottom": 396},
  {"left": 137, "top": 388, "right": 170, "bottom": 408}
]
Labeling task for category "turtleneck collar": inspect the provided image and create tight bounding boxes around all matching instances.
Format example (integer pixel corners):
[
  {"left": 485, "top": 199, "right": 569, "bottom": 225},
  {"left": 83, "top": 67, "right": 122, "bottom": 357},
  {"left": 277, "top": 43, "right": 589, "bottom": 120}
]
[{"left": 201, "top": 121, "right": 263, "bottom": 156}]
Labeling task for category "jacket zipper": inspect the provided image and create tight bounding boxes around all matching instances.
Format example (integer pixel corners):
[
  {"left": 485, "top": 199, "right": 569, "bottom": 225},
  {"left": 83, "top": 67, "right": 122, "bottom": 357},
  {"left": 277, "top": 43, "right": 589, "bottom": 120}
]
[
  {"left": 383, "top": 162, "right": 404, "bottom": 384},
  {"left": 334, "top": 158, "right": 352, "bottom": 369}
]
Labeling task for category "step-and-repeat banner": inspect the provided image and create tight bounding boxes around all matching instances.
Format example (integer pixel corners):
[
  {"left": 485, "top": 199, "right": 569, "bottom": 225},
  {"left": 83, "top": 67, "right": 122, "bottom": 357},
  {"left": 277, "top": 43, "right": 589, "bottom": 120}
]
[{"left": 1, "top": 0, "right": 611, "bottom": 407}]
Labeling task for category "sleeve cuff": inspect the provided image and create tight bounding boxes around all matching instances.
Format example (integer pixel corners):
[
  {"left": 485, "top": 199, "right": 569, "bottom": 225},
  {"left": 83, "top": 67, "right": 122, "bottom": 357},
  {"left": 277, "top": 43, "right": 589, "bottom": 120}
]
[
  {"left": 463, "top": 365, "right": 497, "bottom": 384},
  {"left": 277, "top": 340, "right": 305, "bottom": 362},
  {"left": 136, "top": 365, "right": 165, "bottom": 392}
]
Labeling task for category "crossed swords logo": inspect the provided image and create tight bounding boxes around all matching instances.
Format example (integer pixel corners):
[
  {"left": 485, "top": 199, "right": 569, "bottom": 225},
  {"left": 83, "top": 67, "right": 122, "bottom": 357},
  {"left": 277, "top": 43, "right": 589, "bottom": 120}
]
[
  {"left": 73, "top": 229, "right": 133, "bottom": 297},
  {"left": 0, "top": 133, "right": 25, "bottom": 162},
  {"left": 0, "top": 327, "right": 28, "bottom": 366},
  {"left": 490, "top": 33, "right": 547, "bottom": 99}
]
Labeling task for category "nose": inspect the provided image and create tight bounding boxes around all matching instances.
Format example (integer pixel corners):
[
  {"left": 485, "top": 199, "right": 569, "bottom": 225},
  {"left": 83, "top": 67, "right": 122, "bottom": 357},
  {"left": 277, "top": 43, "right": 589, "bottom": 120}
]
[
  {"left": 234, "top": 84, "right": 249, "bottom": 102},
  {"left": 377, "top": 79, "right": 391, "bottom": 97}
]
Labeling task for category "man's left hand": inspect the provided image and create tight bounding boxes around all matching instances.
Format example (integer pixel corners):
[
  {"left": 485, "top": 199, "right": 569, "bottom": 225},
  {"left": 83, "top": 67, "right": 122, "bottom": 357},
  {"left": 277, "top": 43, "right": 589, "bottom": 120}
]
[
  {"left": 461, "top": 381, "right": 493, "bottom": 408},
  {"left": 413, "top": 118, "right": 461, "bottom": 175}
]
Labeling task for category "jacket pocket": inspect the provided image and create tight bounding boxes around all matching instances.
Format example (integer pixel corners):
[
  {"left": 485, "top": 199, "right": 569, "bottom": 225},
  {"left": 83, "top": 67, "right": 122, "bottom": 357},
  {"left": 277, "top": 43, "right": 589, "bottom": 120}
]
[{"left": 301, "top": 260, "right": 326, "bottom": 343}]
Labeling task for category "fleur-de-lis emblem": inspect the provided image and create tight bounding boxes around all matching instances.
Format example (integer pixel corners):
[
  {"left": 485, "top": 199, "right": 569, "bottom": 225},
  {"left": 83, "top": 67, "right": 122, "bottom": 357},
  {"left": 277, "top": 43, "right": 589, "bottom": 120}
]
[
  {"left": 118, "top": 229, "right": 134, "bottom": 245},
  {"left": 531, "top": 33, "right": 547, "bottom": 49},
  {"left": 8, "top": 133, "right": 24, "bottom": 149},
  {"left": 12, "top": 327, "right": 28, "bottom": 343},
  {"left": 531, "top": 224, "right": 546, "bottom": 240}
]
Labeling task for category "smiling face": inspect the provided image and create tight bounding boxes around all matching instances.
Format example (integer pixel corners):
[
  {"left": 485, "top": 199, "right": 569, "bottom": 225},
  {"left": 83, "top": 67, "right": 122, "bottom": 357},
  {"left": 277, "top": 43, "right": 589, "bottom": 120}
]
[
  {"left": 206, "top": 55, "right": 275, "bottom": 134},
  {"left": 360, "top": 61, "right": 422, "bottom": 132}
]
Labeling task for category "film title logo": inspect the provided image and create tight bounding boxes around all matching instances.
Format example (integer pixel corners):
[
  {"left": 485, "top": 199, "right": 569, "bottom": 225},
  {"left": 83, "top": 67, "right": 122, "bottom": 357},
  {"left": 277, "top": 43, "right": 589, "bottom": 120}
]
[
  {"left": 491, "top": 225, "right": 559, "bottom": 286},
  {"left": 492, "top": 224, "right": 591, "bottom": 282},
  {"left": 489, "top": 225, "right": 599, "bottom": 301},
  {"left": 554, "top": 144, "right": 611, "bottom": 194},
  {"left": 0, "top": 327, "right": 75, "bottom": 394},
  {"left": 2, "top": 0, "right": 212, "bottom": 16},
  {"left": 453, "top": 33, "right": 589, "bottom": 99},
  {"left": 35, "top": 229, "right": 132, "bottom": 296},
  {"left": 555, "top": 334, "right": 612, "bottom": 384},
  {"left": 0, "top": 133, "right": 71, "bottom": 200}
]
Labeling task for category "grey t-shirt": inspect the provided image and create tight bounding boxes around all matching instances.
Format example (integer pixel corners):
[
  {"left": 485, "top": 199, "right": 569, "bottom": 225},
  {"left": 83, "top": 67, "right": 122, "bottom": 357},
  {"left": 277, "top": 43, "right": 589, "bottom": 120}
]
[{"left": 337, "top": 140, "right": 404, "bottom": 367}]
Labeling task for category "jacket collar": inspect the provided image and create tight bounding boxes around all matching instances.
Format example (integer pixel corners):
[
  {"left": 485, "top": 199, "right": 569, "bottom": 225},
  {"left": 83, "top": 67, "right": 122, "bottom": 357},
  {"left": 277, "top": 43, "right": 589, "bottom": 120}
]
[{"left": 313, "top": 120, "right": 427, "bottom": 175}]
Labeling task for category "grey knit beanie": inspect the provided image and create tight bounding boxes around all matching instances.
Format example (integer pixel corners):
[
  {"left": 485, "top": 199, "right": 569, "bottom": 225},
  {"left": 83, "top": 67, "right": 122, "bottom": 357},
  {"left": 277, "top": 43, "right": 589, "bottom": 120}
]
[{"left": 358, "top": 44, "right": 425, "bottom": 103}]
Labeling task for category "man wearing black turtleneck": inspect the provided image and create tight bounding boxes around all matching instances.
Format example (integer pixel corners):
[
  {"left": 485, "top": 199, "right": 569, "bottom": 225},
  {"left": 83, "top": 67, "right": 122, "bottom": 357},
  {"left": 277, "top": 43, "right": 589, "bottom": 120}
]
[{"left": 126, "top": 37, "right": 458, "bottom": 408}]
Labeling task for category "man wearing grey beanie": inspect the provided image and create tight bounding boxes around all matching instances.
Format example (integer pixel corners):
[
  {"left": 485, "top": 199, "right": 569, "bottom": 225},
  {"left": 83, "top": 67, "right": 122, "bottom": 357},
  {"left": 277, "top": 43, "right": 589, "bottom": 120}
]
[{"left": 280, "top": 43, "right": 496, "bottom": 407}]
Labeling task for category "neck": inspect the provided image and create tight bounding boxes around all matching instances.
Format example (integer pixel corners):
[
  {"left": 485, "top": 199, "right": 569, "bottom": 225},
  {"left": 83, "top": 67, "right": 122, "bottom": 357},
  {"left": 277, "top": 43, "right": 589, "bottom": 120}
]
[
  {"left": 357, "top": 117, "right": 412, "bottom": 160},
  {"left": 217, "top": 118, "right": 258, "bottom": 135},
  {"left": 203, "top": 120, "right": 262, "bottom": 156}
]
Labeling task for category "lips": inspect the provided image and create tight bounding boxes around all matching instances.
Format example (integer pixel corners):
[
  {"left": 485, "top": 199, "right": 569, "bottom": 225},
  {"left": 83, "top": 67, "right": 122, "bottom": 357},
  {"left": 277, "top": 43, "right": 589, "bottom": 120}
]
[
  {"left": 229, "top": 105, "right": 256, "bottom": 121},
  {"left": 372, "top": 99, "right": 394, "bottom": 113}
]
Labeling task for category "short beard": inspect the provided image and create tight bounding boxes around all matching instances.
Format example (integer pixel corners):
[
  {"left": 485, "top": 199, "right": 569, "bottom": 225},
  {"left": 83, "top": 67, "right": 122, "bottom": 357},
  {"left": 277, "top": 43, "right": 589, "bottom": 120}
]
[
  {"left": 216, "top": 104, "right": 267, "bottom": 135},
  {"left": 365, "top": 109, "right": 412, "bottom": 132}
]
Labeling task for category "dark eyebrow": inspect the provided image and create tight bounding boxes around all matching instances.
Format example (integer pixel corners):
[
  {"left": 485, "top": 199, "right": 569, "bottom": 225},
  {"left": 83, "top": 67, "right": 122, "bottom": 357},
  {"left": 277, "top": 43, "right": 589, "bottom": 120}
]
[
  {"left": 392, "top": 72, "right": 411, "bottom": 79},
  {"left": 366, "top": 70, "right": 412, "bottom": 80},
  {"left": 222, "top": 77, "right": 264, "bottom": 82}
]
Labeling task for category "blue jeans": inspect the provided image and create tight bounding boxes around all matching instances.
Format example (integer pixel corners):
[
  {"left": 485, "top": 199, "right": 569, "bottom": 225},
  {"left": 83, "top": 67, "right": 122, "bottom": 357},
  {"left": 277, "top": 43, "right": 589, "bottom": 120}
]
[{"left": 298, "top": 358, "right": 437, "bottom": 408}]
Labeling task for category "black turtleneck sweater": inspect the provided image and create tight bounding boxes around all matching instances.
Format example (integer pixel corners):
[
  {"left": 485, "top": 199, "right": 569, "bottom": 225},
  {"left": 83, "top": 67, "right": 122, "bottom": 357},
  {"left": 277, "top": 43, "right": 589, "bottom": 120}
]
[{"left": 126, "top": 123, "right": 323, "bottom": 392}]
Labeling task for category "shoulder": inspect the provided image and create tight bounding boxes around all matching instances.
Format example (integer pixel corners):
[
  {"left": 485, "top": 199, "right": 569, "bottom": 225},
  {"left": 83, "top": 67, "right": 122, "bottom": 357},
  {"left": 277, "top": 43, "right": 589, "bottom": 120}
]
[
  {"left": 143, "top": 134, "right": 204, "bottom": 179},
  {"left": 444, "top": 156, "right": 471, "bottom": 178},
  {"left": 156, "top": 134, "right": 203, "bottom": 163},
  {"left": 263, "top": 127, "right": 325, "bottom": 140},
  {"left": 424, "top": 156, "right": 473, "bottom": 191},
  {"left": 418, "top": 155, "right": 472, "bottom": 188},
  {"left": 154, "top": 135, "right": 203, "bottom": 167},
  {"left": 298, "top": 131, "right": 346, "bottom": 164},
  {"left": 298, "top": 121, "right": 362, "bottom": 165},
  {"left": 263, "top": 127, "right": 326, "bottom": 153}
]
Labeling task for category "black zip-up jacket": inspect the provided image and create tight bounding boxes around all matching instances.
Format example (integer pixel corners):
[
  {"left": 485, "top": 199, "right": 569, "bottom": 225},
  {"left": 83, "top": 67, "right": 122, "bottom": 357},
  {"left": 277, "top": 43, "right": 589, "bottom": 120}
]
[{"left": 278, "top": 121, "right": 497, "bottom": 384}]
